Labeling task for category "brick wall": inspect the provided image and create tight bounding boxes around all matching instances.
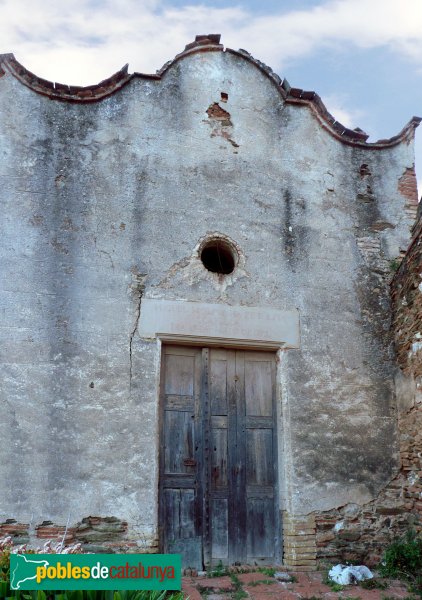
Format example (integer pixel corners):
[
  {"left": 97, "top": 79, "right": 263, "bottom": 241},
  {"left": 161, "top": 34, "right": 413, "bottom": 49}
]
[
  {"left": 392, "top": 214, "right": 422, "bottom": 382},
  {"left": 283, "top": 513, "right": 317, "bottom": 571},
  {"left": 0, "top": 516, "right": 159, "bottom": 553}
]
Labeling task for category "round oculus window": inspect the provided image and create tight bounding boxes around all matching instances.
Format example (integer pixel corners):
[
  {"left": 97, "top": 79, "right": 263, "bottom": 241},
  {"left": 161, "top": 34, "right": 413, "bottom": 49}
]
[{"left": 200, "top": 239, "right": 237, "bottom": 275}]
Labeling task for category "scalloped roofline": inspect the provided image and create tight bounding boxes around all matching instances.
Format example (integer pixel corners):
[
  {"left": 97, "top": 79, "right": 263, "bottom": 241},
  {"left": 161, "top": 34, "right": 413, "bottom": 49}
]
[{"left": 0, "top": 34, "right": 420, "bottom": 149}]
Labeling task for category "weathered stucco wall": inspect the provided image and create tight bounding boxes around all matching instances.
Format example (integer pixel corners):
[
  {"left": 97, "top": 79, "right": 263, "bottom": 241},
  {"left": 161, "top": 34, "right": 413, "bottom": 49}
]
[{"left": 0, "top": 37, "right": 419, "bottom": 554}]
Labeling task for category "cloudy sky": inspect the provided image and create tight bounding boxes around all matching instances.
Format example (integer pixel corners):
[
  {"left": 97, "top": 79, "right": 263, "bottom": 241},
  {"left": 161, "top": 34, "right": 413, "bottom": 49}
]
[{"left": 1, "top": 0, "right": 422, "bottom": 189}]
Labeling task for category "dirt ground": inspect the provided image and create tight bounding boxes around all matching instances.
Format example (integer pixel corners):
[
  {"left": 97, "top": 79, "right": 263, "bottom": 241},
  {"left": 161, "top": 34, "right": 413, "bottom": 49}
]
[{"left": 182, "top": 570, "right": 414, "bottom": 600}]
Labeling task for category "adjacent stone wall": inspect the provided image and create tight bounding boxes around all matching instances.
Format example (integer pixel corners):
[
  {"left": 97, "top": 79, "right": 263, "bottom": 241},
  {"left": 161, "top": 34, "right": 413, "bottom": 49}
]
[
  {"left": 311, "top": 209, "right": 422, "bottom": 567},
  {"left": 392, "top": 214, "right": 422, "bottom": 383}
]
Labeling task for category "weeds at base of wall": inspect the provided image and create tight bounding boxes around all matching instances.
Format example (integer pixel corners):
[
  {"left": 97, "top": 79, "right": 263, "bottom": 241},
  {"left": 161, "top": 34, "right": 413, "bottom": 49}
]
[
  {"left": 245, "top": 579, "right": 276, "bottom": 587},
  {"left": 359, "top": 578, "right": 389, "bottom": 590},
  {"left": 229, "top": 574, "right": 247, "bottom": 600},
  {"left": 322, "top": 571, "right": 345, "bottom": 593},
  {"left": 206, "top": 562, "right": 270, "bottom": 578},
  {"left": 0, "top": 539, "right": 182, "bottom": 600},
  {"left": 378, "top": 530, "right": 422, "bottom": 598},
  {"left": 323, "top": 530, "right": 422, "bottom": 598},
  {"left": 206, "top": 561, "right": 229, "bottom": 578},
  {"left": 256, "top": 567, "right": 276, "bottom": 578}
]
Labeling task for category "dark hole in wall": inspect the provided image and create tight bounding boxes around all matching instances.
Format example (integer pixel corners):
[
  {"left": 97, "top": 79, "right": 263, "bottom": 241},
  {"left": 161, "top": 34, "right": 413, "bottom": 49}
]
[
  {"left": 360, "top": 163, "right": 371, "bottom": 177},
  {"left": 200, "top": 240, "right": 236, "bottom": 274}
]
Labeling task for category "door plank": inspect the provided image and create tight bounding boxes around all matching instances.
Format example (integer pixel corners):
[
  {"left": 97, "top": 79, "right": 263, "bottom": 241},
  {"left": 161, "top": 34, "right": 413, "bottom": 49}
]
[
  {"left": 246, "top": 429, "right": 274, "bottom": 486},
  {"left": 242, "top": 352, "right": 279, "bottom": 563},
  {"left": 209, "top": 349, "right": 237, "bottom": 565},
  {"left": 164, "top": 354, "right": 195, "bottom": 396},
  {"left": 245, "top": 359, "right": 273, "bottom": 416},
  {"left": 159, "top": 346, "right": 202, "bottom": 569},
  {"left": 164, "top": 411, "right": 194, "bottom": 474},
  {"left": 210, "top": 359, "right": 228, "bottom": 415},
  {"left": 231, "top": 351, "right": 247, "bottom": 563},
  {"left": 180, "top": 489, "right": 196, "bottom": 538},
  {"left": 211, "top": 428, "right": 228, "bottom": 488}
]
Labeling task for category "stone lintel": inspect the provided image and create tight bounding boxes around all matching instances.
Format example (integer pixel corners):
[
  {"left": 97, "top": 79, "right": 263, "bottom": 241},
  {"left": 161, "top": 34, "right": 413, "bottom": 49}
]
[{"left": 139, "top": 299, "right": 300, "bottom": 349}]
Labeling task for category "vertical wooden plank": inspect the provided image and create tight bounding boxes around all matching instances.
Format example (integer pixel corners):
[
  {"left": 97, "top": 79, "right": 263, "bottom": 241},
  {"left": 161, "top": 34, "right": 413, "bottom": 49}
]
[
  {"left": 180, "top": 489, "right": 196, "bottom": 538},
  {"left": 193, "top": 346, "right": 204, "bottom": 559},
  {"left": 201, "top": 348, "right": 211, "bottom": 566},
  {"left": 210, "top": 359, "right": 228, "bottom": 415},
  {"left": 164, "top": 411, "right": 194, "bottom": 474},
  {"left": 231, "top": 350, "right": 247, "bottom": 564},
  {"left": 245, "top": 360, "right": 273, "bottom": 416},
  {"left": 159, "top": 346, "right": 203, "bottom": 569},
  {"left": 209, "top": 349, "right": 234, "bottom": 567},
  {"left": 163, "top": 489, "right": 180, "bottom": 548},
  {"left": 246, "top": 429, "right": 273, "bottom": 485},
  {"left": 211, "top": 426, "right": 228, "bottom": 487},
  {"left": 243, "top": 352, "right": 280, "bottom": 564},
  {"left": 164, "top": 354, "right": 195, "bottom": 396},
  {"left": 271, "top": 356, "right": 282, "bottom": 563}
]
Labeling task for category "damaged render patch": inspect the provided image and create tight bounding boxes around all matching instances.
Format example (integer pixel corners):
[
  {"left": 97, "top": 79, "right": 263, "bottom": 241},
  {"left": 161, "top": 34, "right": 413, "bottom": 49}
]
[
  {"left": 205, "top": 102, "right": 239, "bottom": 149},
  {"left": 206, "top": 102, "right": 232, "bottom": 124},
  {"left": 398, "top": 165, "right": 418, "bottom": 206},
  {"left": 153, "top": 232, "right": 247, "bottom": 293}
]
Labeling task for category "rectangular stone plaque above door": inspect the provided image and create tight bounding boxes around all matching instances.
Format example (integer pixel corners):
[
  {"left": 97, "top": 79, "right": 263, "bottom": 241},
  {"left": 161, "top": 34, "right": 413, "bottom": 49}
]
[{"left": 139, "top": 299, "right": 300, "bottom": 349}]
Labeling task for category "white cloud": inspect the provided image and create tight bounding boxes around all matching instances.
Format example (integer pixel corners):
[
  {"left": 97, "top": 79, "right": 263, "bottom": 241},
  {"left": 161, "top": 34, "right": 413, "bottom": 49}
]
[{"left": 0, "top": 0, "right": 421, "bottom": 85}]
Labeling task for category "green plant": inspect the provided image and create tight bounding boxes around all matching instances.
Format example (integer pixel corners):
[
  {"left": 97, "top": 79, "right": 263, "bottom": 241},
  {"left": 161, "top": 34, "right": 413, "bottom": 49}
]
[
  {"left": 0, "top": 547, "right": 10, "bottom": 583},
  {"left": 380, "top": 530, "right": 422, "bottom": 577},
  {"left": 246, "top": 579, "right": 275, "bottom": 587},
  {"left": 410, "top": 578, "right": 422, "bottom": 599},
  {"left": 389, "top": 258, "right": 401, "bottom": 272},
  {"left": 0, "top": 539, "right": 183, "bottom": 600},
  {"left": 322, "top": 571, "right": 345, "bottom": 592},
  {"left": 379, "top": 530, "right": 422, "bottom": 597},
  {"left": 232, "top": 590, "right": 247, "bottom": 600},
  {"left": 360, "top": 578, "right": 389, "bottom": 590},
  {"left": 257, "top": 567, "right": 275, "bottom": 578},
  {"left": 229, "top": 574, "right": 247, "bottom": 600},
  {"left": 208, "top": 561, "right": 229, "bottom": 578}
]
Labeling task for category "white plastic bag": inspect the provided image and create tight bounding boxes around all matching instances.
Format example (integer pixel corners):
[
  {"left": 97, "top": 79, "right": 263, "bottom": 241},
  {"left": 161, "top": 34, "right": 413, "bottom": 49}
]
[{"left": 329, "top": 564, "right": 373, "bottom": 585}]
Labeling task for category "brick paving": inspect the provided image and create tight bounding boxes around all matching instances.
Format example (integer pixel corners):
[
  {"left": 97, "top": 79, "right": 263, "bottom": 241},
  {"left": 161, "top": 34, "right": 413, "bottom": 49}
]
[{"left": 182, "top": 570, "right": 413, "bottom": 600}]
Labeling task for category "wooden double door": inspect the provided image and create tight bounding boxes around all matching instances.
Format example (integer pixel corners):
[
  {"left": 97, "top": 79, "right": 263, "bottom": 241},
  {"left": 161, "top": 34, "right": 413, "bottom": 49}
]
[{"left": 159, "top": 346, "right": 280, "bottom": 568}]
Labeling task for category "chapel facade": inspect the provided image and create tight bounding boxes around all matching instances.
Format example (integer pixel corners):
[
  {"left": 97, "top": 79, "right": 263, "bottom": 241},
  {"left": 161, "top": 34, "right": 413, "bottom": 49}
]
[{"left": 0, "top": 34, "right": 421, "bottom": 569}]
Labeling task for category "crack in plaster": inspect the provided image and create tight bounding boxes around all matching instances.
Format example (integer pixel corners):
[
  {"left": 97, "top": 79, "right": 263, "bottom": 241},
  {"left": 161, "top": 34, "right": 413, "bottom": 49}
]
[{"left": 129, "top": 273, "right": 147, "bottom": 389}]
